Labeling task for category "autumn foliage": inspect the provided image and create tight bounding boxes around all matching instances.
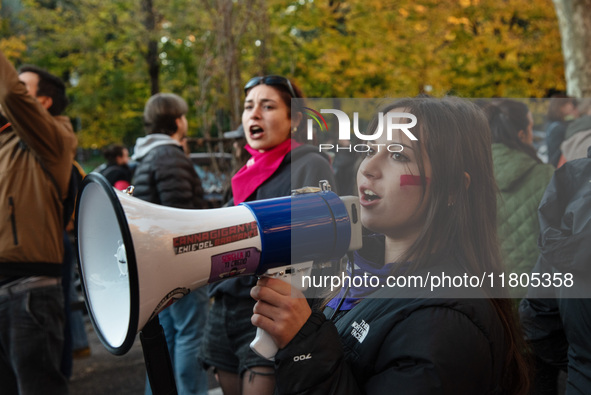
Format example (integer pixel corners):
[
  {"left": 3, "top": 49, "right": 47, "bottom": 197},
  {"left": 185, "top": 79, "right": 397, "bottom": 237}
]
[{"left": 0, "top": 0, "right": 564, "bottom": 148}]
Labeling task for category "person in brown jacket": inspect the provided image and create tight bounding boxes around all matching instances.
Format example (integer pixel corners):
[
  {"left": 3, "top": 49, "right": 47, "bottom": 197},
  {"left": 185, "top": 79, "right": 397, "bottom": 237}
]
[{"left": 0, "top": 49, "right": 77, "bottom": 394}]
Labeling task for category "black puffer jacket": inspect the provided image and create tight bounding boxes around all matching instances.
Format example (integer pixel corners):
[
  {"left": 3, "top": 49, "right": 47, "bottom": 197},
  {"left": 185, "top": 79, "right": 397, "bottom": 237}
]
[
  {"left": 273, "top": 253, "right": 510, "bottom": 394},
  {"left": 131, "top": 134, "right": 205, "bottom": 209},
  {"left": 100, "top": 164, "right": 132, "bottom": 187},
  {"left": 520, "top": 148, "right": 591, "bottom": 394}
]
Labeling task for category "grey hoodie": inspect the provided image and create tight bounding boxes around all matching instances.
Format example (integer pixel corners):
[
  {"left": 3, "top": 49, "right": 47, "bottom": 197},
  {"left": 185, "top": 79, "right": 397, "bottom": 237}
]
[
  {"left": 132, "top": 133, "right": 180, "bottom": 161},
  {"left": 131, "top": 133, "right": 205, "bottom": 210}
]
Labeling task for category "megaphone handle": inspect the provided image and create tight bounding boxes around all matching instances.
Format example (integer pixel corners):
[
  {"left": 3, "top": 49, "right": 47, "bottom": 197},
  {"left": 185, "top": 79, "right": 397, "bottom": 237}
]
[
  {"left": 140, "top": 317, "right": 178, "bottom": 395},
  {"left": 250, "top": 262, "right": 313, "bottom": 360},
  {"left": 250, "top": 327, "right": 278, "bottom": 360}
]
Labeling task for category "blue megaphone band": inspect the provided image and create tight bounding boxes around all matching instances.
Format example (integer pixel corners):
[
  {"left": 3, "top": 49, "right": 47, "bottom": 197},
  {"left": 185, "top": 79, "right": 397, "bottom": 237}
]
[{"left": 240, "top": 191, "right": 352, "bottom": 275}]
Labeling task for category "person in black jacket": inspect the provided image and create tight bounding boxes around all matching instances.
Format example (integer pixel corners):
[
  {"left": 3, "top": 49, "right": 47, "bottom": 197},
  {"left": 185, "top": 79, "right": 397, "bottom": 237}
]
[
  {"left": 200, "top": 76, "right": 335, "bottom": 395},
  {"left": 250, "top": 97, "right": 531, "bottom": 394},
  {"left": 99, "top": 143, "right": 133, "bottom": 190},
  {"left": 132, "top": 93, "right": 209, "bottom": 395},
  {"left": 520, "top": 148, "right": 591, "bottom": 395}
]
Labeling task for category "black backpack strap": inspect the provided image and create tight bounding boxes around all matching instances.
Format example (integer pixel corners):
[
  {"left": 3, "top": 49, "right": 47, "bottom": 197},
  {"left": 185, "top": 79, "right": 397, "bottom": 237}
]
[{"left": 35, "top": 153, "right": 77, "bottom": 229}]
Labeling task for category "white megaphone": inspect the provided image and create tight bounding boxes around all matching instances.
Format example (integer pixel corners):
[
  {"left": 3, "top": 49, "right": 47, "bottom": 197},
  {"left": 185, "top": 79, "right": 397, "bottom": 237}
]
[{"left": 76, "top": 173, "right": 362, "bottom": 356}]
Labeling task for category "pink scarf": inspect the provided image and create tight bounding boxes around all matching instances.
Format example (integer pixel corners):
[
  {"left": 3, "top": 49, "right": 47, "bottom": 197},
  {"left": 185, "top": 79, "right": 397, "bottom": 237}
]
[{"left": 232, "top": 138, "right": 301, "bottom": 204}]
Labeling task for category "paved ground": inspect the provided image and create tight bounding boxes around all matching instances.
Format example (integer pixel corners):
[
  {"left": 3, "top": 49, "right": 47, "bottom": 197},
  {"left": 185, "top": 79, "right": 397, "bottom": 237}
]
[{"left": 69, "top": 316, "right": 221, "bottom": 395}]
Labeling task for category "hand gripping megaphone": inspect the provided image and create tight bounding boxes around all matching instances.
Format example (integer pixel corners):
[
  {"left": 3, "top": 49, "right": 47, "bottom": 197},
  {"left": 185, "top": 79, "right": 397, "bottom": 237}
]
[{"left": 76, "top": 173, "right": 362, "bottom": 356}]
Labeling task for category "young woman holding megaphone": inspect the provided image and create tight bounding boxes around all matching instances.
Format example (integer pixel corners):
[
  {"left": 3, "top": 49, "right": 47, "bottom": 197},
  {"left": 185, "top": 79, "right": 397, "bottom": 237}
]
[{"left": 249, "top": 97, "right": 531, "bottom": 395}]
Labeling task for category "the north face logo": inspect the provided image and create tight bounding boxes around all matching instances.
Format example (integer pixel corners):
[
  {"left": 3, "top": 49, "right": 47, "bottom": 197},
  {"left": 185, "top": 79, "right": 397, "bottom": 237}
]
[{"left": 351, "top": 320, "right": 370, "bottom": 343}]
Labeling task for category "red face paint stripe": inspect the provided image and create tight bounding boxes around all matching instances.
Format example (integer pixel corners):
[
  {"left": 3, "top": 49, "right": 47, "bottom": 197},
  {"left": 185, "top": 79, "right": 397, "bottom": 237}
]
[{"left": 400, "top": 175, "right": 429, "bottom": 186}]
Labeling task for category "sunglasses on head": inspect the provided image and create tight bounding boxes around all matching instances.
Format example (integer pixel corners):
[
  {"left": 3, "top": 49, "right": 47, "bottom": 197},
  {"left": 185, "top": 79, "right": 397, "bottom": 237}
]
[{"left": 244, "top": 75, "right": 297, "bottom": 98}]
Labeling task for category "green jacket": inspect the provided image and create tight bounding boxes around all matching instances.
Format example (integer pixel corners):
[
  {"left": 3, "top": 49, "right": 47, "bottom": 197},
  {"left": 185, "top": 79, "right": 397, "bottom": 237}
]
[
  {"left": 0, "top": 50, "right": 77, "bottom": 276},
  {"left": 492, "top": 143, "right": 554, "bottom": 298}
]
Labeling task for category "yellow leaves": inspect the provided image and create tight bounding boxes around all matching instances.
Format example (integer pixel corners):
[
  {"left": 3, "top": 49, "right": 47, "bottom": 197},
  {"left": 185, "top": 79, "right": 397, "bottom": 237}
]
[
  {"left": 447, "top": 16, "right": 470, "bottom": 26},
  {"left": 459, "top": 0, "right": 480, "bottom": 7},
  {"left": 465, "top": 57, "right": 479, "bottom": 73},
  {"left": 0, "top": 36, "right": 27, "bottom": 60},
  {"left": 505, "top": 51, "right": 518, "bottom": 64},
  {"left": 119, "top": 110, "right": 142, "bottom": 120},
  {"left": 399, "top": 4, "right": 431, "bottom": 19},
  {"left": 414, "top": 22, "right": 428, "bottom": 33},
  {"left": 445, "top": 31, "right": 457, "bottom": 41},
  {"left": 2, "top": 0, "right": 566, "bottom": 147},
  {"left": 414, "top": 5, "right": 426, "bottom": 13}
]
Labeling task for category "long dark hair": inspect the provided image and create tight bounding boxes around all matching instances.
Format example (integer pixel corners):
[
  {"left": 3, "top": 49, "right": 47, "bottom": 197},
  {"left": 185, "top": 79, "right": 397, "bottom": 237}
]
[
  {"left": 370, "top": 97, "right": 499, "bottom": 276},
  {"left": 365, "top": 96, "right": 530, "bottom": 394},
  {"left": 480, "top": 99, "right": 541, "bottom": 163}
]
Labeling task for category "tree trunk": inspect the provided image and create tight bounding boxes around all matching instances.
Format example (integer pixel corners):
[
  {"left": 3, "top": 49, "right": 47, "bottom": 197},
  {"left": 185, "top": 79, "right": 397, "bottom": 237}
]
[
  {"left": 221, "top": 0, "right": 244, "bottom": 128},
  {"left": 552, "top": 0, "right": 591, "bottom": 97},
  {"left": 142, "top": 0, "right": 159, "bottom": 95},
  {"left": 215, "top": 0, "right": 257, "bottom": 127}
]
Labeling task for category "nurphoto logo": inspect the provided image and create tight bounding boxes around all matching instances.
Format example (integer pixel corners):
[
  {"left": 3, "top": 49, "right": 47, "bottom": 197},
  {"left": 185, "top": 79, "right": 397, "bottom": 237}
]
[{"left": 302, "top": 104, "right": 418, "bottom": 153}]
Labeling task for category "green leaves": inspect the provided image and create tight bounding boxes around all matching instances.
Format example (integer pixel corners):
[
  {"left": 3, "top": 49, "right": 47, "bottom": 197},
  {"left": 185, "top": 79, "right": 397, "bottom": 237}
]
[{"left": 1, "top": 0, "right": 566, "bottom": 148}]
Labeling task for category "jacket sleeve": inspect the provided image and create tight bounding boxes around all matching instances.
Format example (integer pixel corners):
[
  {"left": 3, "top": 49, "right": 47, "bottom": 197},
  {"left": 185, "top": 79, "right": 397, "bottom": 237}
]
[
  {"left": 0, "top": 50, "right": 74, "bottom": 173},
  {"left": 293, "top": 153, "right": 337, "bottom": 193},
  {"left": 518, "top": 249, "right": 568, "bottom": 369},
  {"left": 274, "top": 311, "right": 363, "bottom": 395},
  {"left": 544, "top": 122, "right": 566, "bottom": 167},
  {"left": 519, "top": 297, "right": 568, "bottom": 369}
]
